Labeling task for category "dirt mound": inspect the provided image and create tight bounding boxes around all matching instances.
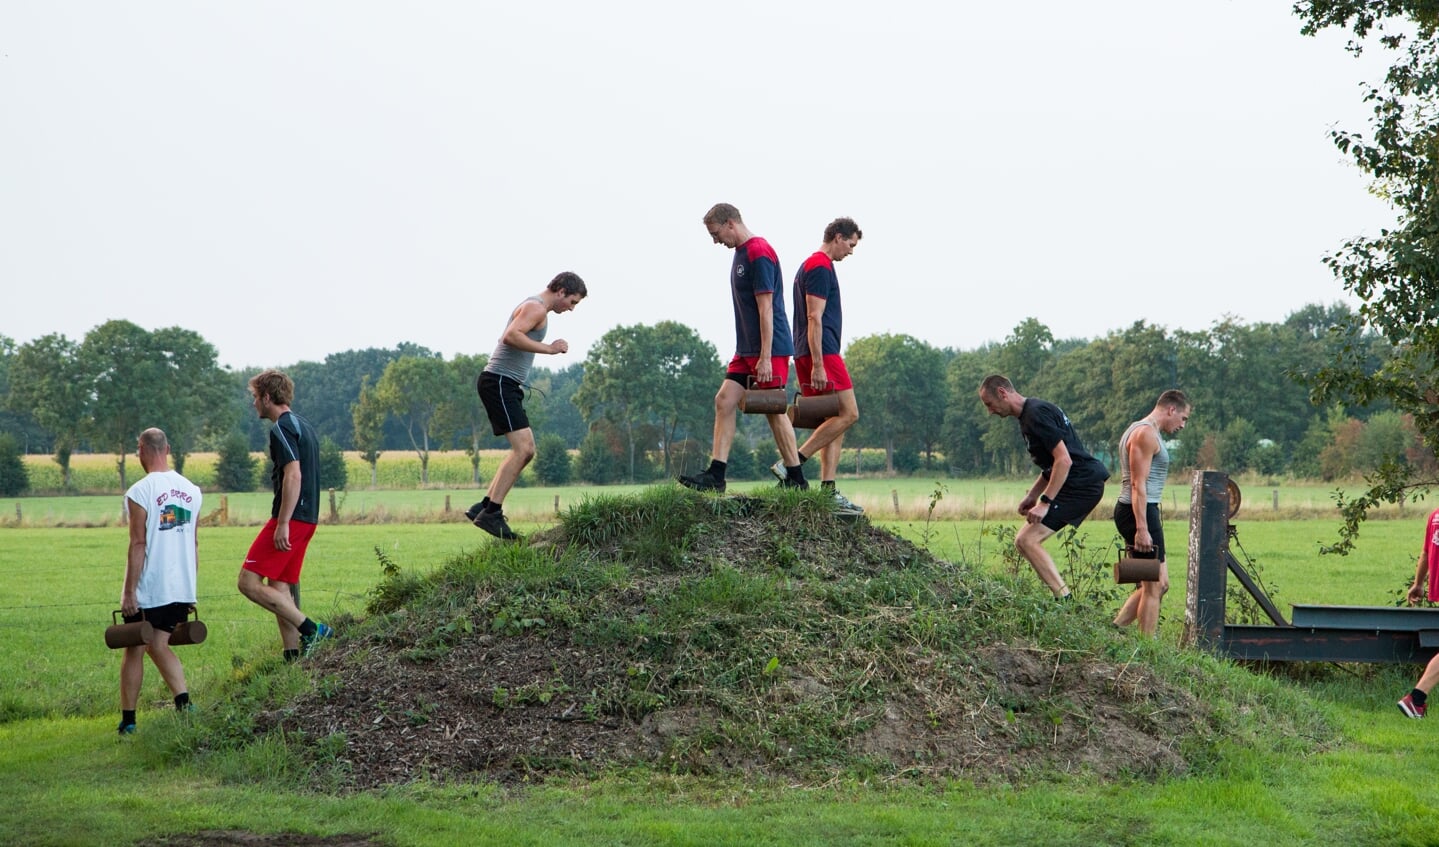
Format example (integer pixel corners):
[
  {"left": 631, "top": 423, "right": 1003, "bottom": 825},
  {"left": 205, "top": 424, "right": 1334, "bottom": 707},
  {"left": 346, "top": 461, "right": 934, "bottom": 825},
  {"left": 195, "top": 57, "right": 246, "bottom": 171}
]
[{"left": 266, "top": 492, "right": 1214, "bottom": 789}]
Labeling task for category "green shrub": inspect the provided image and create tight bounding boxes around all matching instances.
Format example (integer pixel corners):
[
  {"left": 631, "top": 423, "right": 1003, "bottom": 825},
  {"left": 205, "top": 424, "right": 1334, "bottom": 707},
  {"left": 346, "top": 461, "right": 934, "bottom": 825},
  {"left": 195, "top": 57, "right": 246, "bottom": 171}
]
[
  {"left": 0, "top": 434, "right": 29, "bottom": 496},
  {"left": 532, "top": 433, "right": 571, "bottom": 485},
  {"left": 214, "top": 434, "right": 257, "bottom": 493},
  {"left": 318, "top": 436, "right": 348, "bottom": 491}
]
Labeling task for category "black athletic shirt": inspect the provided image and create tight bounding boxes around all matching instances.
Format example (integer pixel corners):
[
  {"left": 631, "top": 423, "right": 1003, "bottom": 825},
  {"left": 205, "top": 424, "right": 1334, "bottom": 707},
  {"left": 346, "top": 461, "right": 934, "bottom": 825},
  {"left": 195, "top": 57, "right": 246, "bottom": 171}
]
[
  {"left": 1018, "top": 398, "right": 1110, "bottom": 489},
  {"left": 268, "top": 409, "right": 321, "bottom": 524}
]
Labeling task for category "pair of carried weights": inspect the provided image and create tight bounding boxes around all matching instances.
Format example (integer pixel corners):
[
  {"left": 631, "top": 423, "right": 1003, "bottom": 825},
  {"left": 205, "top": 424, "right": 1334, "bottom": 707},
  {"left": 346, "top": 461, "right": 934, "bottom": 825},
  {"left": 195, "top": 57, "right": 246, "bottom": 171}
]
[
  {"left": 739, "top": 385, "right": 842, "bottom": 430},
  {"left": 104, "top": 607, "right": 208, "bottom": 649},
  {"left": 1113, "top": 552, "right": 1163, "bottom": 584}
]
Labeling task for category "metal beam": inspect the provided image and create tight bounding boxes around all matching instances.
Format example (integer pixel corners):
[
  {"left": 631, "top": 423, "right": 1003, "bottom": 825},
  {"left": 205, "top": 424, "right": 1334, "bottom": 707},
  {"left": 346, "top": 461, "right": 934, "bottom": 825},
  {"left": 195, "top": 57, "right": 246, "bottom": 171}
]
[
  {"left": 1221, "top": 625, "right": 1438, "bottom": 664},
  {"left": 1291, "top": 604, "right": 1439, "bottom": 631}
]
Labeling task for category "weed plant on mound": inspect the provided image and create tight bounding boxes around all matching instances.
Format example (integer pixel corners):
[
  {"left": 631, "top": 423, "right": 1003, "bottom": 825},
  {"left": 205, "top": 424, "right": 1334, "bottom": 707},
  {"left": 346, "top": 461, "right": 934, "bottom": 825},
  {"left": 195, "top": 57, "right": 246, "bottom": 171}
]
[{"left": 225, "top": 486, "right": 1330, "bottom": 790}]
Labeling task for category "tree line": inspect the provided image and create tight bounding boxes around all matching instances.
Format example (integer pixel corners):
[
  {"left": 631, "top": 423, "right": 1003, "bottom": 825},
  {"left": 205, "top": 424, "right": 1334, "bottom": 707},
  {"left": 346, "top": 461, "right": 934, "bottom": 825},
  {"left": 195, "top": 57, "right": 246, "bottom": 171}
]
[{"left": 0, "top": 301, "right": 1427, "bottom": 495}]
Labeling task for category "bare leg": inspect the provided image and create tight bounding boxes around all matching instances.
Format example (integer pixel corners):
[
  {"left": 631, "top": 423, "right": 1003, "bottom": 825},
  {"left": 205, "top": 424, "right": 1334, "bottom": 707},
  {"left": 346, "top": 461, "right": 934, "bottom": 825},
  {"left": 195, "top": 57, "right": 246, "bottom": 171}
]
[
  {"left": 765, "top": 412, "right": 800, "bottom": 466},
  {"left": 145, "top": 631, "right": 188, "bottom": 698},
  {"left": 1014, "top": 522, "right": 1068, "bottom": 597},
  {"left": 487, "top": 427, "right": 537, "bottom": 505},
  {"left": 120, "top": 644, "right": 146, "bottom": 711},
  {"left": 238, "top": 569, "right": 307, "bottom": 628},
  {"left": 706, "top": 381, "right": 743, "bottom": 463},
  {"left": 819, "top": 435, "right": 845, "bottom": 482},
  {"left": 277, "top": 581, "right": 301, "bottom": 651},
  {"left": 1416, "top": 653, "right": 1439, "bottom": 695},
  {"left": 797, "top": 390, "right": 859, "bottom": 470},
  {"left": 1135, "top": 562, "right": 1170, "bottom": 636},
  {"left": 1114, "top": 588, "right": 1143, "bottom": 627}
]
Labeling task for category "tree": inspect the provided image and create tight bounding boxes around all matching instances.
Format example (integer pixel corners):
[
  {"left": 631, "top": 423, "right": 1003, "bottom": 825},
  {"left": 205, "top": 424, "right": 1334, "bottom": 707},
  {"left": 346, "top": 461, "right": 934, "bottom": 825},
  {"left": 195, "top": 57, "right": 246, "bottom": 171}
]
[
  {"left": 532, "top": 432, "right": 572, "bottom": 485},
  {"left": 433, "top": 354, "right": 490, "bottom": 486},
  {"left": 214, "top": 432, "right": 257, "bottom": 492},
  {"left": 318, "top": 435, "right": 349, "bottom": 491},
  {"left": 6, "top": 334, "right": 88, "bottom": 488},
  {"left": 351, "top": 375, "right": 385, "bottom": 488},
  {"left": 146, "top": 326, "right": 230, "bottom": 474},
  {"left": 374, "top": 354, "right": 451, "bottom": 485},
  {"left": 0, "top": 433, "right": 28, "bottom": 496},
  {"left": 845, "top": 333, "right": 947, "bottom": 473},
  {"left": 80, "top": 320, "right": 165, "bottom": 491},
  {"left": 574, "top": 322, "right": 717, "bottom": 480},
  {"left": 286, "top": 343, "right": 436, "bottom": 450},
  {"left": 1294, "top": 2, "right": 1439, "bottom": 551}
]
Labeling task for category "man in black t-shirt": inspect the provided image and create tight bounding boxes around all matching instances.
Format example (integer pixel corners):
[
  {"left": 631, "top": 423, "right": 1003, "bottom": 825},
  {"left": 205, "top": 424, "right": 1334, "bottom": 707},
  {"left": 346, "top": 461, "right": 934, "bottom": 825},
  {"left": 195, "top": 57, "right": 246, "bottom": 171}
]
[{"left": 978, "top": 374, "right": 1110, "bottom": 600}]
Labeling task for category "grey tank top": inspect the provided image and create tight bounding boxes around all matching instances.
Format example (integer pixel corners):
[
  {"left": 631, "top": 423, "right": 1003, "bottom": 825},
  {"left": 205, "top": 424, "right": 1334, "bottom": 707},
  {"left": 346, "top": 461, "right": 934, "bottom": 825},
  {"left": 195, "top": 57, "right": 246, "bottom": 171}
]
[
  {"left": 484, "top": 296, "right": 547, "bottom": 383},
  {"left": 1117, "top": 419, "right": 1169, "bottom": 504}
]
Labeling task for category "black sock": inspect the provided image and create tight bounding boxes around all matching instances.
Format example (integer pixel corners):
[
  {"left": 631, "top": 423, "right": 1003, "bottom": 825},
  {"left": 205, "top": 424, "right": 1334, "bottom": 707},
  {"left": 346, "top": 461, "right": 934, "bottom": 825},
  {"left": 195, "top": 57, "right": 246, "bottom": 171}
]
[
  {"left": 283, "top": 648, "right": 301, "bottom": 663},
  {"left": 121, "top": 709, "right": 136, "bottom": 725},
  {"left": 786, "top": 465, "right": 806, "bottom": 482},
  {"left": 708, "top": 459, "right": 728, "bottom": 479},
  {"left": 798, "top": 452, "right": 809, "bottom": 464},
  {"left": 174, "top": 692, "right": 190, "bottom": 710},
  {"left": 821, "top": 480, "right": 836, "bottom": 491},
  {"left": 1413, "top": 689, "right": 1428, "bottom": 707},
  {"left": 486, "top": 502, "right": 504, "bottom": 516},
  {"left": 298, "top": 618, "right": 318, "bottom": 638}
]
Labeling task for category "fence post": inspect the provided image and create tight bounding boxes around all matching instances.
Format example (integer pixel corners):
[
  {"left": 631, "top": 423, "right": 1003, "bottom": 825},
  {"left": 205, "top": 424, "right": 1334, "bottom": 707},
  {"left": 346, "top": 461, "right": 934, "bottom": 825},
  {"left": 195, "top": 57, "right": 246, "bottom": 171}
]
[
  {"left": 1183, "top": 470, "right": 1230, "bottom": 650},
  {"left": 891, "top": 488, "right": 899, "bottom": 514},
  {"left": 444, "top": 494, "right": 451, "bottom": 514},
  {"left": 554, "top": 495, "right": 560, "bottom": 515}
]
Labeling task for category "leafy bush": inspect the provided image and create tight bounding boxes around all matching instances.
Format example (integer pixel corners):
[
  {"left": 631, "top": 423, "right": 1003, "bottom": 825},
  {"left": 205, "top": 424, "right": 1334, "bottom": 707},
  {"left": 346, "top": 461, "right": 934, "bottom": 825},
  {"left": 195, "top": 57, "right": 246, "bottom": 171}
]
[
  {"left": 532, "top": 433, "right": 572, "bottom": 485},
  {"left": 318, "top": 436, "right": 349, "bottom": 491},
  {"left": 0, "top": 434, "right": 29, "bottom": 496},
  {"left": 214, "top": 433, "right": 257, "bottom": 493}
]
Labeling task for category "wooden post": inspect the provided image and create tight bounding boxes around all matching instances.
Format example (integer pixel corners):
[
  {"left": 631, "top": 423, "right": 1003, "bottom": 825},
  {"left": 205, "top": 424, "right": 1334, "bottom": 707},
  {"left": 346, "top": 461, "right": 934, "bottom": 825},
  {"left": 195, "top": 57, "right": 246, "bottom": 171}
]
[
  {"left": 444, "top": 494, "right": 451, "bottom": 513},
  {"left": 220, "top": 494, "right": 229, "bottom": 526},
  {"left": 1272, "top": 489, "right": 1278, "bottom": 512},
  {"left": 554, "top": 495, "right": 560, "bottom": 515},
  {"left": 1183, "top": 470, "right": 1230, "bottom": 649},
  {"left": 14, "top": 503, "right": 20, "bottom": 522},
  {"left": 891, "top": 488, "right": 899, "bottom": 514}
]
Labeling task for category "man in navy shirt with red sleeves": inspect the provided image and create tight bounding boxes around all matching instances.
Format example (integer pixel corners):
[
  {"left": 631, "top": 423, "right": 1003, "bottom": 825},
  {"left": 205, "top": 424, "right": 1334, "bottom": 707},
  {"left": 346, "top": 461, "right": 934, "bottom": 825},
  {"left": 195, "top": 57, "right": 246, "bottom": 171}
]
[
  {"left": 781, "top": 216, "right": 864, "bottom": 514},
  {"left": 978, "top": 374, "right": 1110, "bottom": 600},
  {"left": 680, "top": 203, "right": 805, "bottom": 493}
]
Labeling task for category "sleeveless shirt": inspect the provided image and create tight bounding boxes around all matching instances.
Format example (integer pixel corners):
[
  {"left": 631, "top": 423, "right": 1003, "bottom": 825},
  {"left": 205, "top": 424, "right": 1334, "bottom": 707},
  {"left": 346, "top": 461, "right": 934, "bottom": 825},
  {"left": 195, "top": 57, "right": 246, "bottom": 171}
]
[
  {"left": 1117, "top": 419, "right": 1169, "bottom": 505},
  {"left": 484, "top": 296, "right": 547, "bottom": 383}
]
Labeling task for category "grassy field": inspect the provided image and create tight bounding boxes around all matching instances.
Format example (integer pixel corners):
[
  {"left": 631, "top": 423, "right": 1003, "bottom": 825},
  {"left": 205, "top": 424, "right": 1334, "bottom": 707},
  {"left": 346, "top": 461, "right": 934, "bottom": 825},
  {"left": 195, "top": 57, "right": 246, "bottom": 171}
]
[{"left": 3, "top": 494, "right": 1437, "bottom": 845}]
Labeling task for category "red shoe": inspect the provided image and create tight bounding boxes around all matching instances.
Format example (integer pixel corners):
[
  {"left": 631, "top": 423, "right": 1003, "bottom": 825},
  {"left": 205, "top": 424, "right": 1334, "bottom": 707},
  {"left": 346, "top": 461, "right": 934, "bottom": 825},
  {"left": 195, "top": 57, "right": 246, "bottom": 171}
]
[{"left": 1398, "top": 693, "right": 1426, "bottom": 719}]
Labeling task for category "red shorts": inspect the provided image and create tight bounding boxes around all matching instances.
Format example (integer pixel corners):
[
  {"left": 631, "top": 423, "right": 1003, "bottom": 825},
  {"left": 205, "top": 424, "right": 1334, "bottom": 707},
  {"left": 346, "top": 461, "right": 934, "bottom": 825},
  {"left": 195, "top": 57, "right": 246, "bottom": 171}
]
[
  {"left": 242, "top": 518, "right": 317, "bottom": 584},
  {"left": 795, "top": 354, "right": 853, "bottom": 395},
  {"left": 725, "top": 355, "right": 790, "bottom": 390}
]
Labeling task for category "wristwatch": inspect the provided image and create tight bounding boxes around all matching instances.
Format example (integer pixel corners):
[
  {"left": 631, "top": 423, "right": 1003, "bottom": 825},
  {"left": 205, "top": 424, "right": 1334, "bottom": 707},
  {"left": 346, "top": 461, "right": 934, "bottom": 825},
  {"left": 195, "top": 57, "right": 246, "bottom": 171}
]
[{"left": 1039, "top": 494, "right": 1052, "bottom": 504}]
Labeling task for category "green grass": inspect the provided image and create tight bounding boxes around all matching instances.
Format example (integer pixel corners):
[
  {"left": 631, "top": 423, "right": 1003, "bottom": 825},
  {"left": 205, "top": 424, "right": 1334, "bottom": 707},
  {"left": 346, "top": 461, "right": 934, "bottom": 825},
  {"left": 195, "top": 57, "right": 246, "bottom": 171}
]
[{"left": 3, "top": 485, "right": 1439, "bottom": 846}]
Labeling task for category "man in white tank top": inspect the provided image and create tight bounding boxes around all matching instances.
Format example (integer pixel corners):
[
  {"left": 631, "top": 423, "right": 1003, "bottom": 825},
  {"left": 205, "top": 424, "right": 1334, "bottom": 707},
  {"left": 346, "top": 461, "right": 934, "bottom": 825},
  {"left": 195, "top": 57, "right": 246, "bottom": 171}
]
[
  {"left": 1112, "top": 390, "right": 1191, "bottom": 636},
  {"left": 118, "top": 428, "right": 202, "bottom": 734}
]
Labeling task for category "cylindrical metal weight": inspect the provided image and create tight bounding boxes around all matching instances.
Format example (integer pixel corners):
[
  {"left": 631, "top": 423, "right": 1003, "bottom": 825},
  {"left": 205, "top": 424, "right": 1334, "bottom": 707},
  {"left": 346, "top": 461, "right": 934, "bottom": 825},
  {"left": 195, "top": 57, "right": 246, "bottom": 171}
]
[
  {"left": 105, "top": 620, "right": 154, "bottom": 649},
  {"left": 170, "top": 620, "right": 208, "bottom": 646},
  {"left": 1114, "top": 557, "right": 1163, "bottom": 584},
  {"left": 788, "top": 393, "right": 842, "bottom": 430},
  {"left": 740, "top": 388, "right": 787, "bottom": 415}
]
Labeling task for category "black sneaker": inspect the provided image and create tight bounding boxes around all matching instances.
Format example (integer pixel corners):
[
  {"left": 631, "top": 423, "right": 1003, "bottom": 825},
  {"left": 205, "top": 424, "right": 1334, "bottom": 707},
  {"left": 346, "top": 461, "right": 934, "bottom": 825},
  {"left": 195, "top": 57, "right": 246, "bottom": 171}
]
[
  {"left": 475, "top": 509, "right": 521, "bottom": 540},
  {"left": 117, "top": 721, "right": 136, "bottom": 736},
  {"left": 300, "top": 622, "right": 334, "bottom": 656},
  {"left": 464, "top": 501, "right": 486, "bottom": 522},
  {"left": 778, "top": 476, "right": 809, "bottom": 490},
  {"left": 679, "top": 470, "right": 726, "bottom": 493}
]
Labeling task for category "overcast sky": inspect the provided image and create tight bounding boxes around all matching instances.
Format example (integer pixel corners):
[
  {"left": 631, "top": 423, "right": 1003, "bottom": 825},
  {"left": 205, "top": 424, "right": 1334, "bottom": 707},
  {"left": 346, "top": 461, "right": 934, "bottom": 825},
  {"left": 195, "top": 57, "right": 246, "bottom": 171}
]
[{"left": 1, "top": 2, "right": 1397, "bottom": 373}]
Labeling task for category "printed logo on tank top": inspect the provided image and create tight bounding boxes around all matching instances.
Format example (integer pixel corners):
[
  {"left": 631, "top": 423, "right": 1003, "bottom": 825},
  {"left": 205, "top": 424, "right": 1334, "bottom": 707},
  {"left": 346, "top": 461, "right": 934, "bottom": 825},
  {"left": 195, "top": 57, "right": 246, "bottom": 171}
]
[{"left": 735, "top": 264, "right": 745, "bottom": 278}]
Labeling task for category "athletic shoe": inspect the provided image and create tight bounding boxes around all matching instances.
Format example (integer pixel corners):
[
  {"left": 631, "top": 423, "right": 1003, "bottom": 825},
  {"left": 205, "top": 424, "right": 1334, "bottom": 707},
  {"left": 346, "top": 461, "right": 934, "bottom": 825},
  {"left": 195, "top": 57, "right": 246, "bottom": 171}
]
[
  {"left": 769, "top": 460, "right": 786, "bottom": 482},
  {"left": 831, "top": 491, "right": 864, "bottom": 514},
  {"left": 1399, "top": 693, "right": 1426, "bottom": 718},
  {"left": 464, "top": 501, "right": 486, "bottom": 522},
  {"left": 117, "top": 721, "right": 136, "bottom": 736},
  {"left": 679, "top": 470, "right": 726, "bottom": 493},
  {"left": 778, "top": 476, "right": 809, "bottom": 491},
  {"left": 301, "top": 622, "right": 333, "bottom": 656},
  {"left": 474, "top": 509, "right": 521, "bottom": 540}
]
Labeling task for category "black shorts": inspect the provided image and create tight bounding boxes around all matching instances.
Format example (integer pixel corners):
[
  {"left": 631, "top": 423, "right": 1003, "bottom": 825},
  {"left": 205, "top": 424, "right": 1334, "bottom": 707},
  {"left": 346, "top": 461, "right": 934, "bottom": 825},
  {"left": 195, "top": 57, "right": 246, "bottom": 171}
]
[
  {"left": 1040, "top": 480, "right": 1106, "bottom": 531},
  {"left": 478, "top": 371, "right": 530, "bottom": 436},
  {"left": 124, "top": 602, "right": 193, "bottom": 634},
  {"left": 1113, "top": 500, "right": 1165, "bottom": 561}
]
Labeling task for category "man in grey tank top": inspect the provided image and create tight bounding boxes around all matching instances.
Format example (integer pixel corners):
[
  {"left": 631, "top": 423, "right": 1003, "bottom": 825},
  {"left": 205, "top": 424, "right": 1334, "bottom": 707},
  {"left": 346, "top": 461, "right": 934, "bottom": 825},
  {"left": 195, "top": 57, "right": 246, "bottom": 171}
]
[
  {"left": 1112, "top": 389, "right": 1191, "bottom": 636},
  {"left": 468, "top": 271, "right": 587, "bottom": 540}
]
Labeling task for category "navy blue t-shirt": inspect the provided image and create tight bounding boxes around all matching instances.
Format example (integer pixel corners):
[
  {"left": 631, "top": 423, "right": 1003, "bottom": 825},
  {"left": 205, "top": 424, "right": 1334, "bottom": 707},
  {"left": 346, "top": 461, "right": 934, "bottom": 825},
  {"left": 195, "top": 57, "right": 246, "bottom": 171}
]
[
  {"left": 1018, "top": 398, "right": 1110, "bottom": 489},
  {"left": 268, "top": 409, "right": 321, "bottom": 524},
  {"left": 792, "top": 251, "right": 843, "bottom": 357},
  {"left": 730, "top": 237, "right": 794, "bottom": 357}
]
